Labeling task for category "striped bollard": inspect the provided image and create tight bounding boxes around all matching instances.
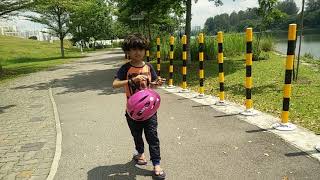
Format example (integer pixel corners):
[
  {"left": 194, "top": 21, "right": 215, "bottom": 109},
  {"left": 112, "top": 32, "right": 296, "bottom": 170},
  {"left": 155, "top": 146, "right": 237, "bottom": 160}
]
[
  {"left": 146, "top": 49, "right": 150, "bottom": 62},
  {"left": 179, "top": 35, "right": 189, "bottom": 93},
  {"left": 241, "top": 28, "right": 257, "bottom": 116},
  {"left": 197, "top": 33, "right": 205, "bottom": 98},
  {"left": 167, "top": 35, "right": 175, "bottom": 88},
  {"left": 156, "top": 37, "right": 161, "bottom": 76},
  {"left": 273, "top": 24, "right": 297, "bottom": 131},
  {"left": 215, "top": 31, "right": 226, "bottom": 106}
]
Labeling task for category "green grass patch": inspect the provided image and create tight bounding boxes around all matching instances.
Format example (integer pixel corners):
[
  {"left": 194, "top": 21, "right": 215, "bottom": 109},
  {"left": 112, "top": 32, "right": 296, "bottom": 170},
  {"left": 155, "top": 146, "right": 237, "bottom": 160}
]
[
  {"left": 0, "top": 35, "right": 86, "bottom": 82},
  {"left": 153, "top": 53, "right": 320, "bottom": 134}
]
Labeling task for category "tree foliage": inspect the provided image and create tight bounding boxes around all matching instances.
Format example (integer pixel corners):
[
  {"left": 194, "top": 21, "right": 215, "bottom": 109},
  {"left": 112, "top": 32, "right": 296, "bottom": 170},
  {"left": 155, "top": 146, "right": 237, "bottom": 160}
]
[
  {"left": 26, "top": 0, "right": 77, "bottom": 57},
  {"left": 69, "top": 0, "right": 113, "bottom": 44},
  {"left": 0, "top": 0, "right": 35, "bottom": 18}
]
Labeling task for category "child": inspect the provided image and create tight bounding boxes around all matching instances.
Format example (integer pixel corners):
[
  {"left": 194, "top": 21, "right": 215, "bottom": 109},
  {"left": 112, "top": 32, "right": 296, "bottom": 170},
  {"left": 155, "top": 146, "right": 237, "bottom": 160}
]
[{"left": 112, "top": 33, "right": 166, "bottom": 179}]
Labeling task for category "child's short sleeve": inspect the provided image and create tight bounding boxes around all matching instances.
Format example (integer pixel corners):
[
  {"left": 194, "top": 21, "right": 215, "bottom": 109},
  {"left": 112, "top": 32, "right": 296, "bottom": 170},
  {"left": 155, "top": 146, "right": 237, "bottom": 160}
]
[
  {"left": 115, "top": 63, "right": 130, "bottom": 80},
  {"left": 147, "top": 63, "right": 158, "bottom": 81}
]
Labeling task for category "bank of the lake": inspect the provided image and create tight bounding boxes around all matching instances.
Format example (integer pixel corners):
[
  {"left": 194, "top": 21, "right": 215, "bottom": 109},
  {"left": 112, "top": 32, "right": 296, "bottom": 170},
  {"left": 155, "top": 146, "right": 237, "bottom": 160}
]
[{"left": 155, "top": 52, "right": 320, "bottom": 134}]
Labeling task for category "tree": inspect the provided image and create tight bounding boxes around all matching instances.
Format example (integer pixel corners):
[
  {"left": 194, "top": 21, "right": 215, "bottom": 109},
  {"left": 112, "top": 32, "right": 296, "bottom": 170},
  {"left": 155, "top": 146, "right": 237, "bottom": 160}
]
[
  {"left": 276, "top": 0, "right": 299, "bottom": 15},
  {"left": 26, "top": 0, "right": 77, "bottom": 58},
  {"left": 255, "top": 0, "right": 285, "bottom": 60},
  {"left": 213, "top": 13, "right": 230, "bottom": 32},
  {"left": 229, "top": 11, "right": 239, "bottom": 31},
  {"left": 69, "top": 0, "right": 113, "bottom": 47},
  {"left": 204, "top": 17, "right": 215, "bottom": 35},
  {"left": 0, "top": 0, "right": 35, "bottom": 18},
  {"left": 184, "top": 0, "right": 222, "bottom": 64},
  {"left": 115, "top": 0, "right": 183, "bottom": 41},
  {"left": 304, "top": 0, "right": 320, "bottom": 28},
  {"left": 305, "top": 0, "right": 320, "bottom": 11}
]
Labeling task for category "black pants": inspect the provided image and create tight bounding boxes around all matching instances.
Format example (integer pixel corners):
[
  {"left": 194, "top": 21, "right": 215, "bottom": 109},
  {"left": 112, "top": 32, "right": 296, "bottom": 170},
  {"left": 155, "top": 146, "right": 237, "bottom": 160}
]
[{"left": 126, "top": 113, "right": 161, "bottom": 165}]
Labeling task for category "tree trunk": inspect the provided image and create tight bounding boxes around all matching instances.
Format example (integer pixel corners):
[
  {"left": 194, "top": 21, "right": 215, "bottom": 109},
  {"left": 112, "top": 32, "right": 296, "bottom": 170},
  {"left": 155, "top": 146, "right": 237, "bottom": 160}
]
[
  {"left": 57, "top": 10, "right": 64, "bottom": 58},
  {"left": 60, "top": 37, "right": 65, "bottom": 58},
  {"left": 185, "top": 0, "right": 192, "bottom": 64},
  {"left": 147, "top": 12, "right": 152, "bottom": 42}
]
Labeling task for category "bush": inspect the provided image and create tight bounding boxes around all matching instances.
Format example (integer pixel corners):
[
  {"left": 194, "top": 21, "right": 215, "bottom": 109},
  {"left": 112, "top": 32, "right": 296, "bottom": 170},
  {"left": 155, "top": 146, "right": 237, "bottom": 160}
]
[
  {"left": 28, "top": 36, "right": 37, "bottom": 40},
  {"left": 302, "top": 52, "right": 314, "bottom": 60},
  {"left": 260, "top": 35, "right": 274, "bottom": 52},
  {"left": 148, "top": 33, "right": 275, "bottom": 62}
]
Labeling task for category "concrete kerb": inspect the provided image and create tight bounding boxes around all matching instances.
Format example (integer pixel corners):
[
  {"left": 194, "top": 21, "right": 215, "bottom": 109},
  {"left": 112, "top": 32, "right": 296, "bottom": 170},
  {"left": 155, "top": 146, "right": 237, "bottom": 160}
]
[{"left": 163, "top": 86, "right": 320, "bottom": 162}]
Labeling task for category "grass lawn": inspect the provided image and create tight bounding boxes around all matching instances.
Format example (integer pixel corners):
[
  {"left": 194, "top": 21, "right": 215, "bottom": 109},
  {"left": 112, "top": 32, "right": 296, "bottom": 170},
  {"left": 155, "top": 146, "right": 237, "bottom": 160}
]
[
  {"left": 0, "top": 35, "right": 88, "bottom": 82},
  {"left": 155, "top": 53, "right": 320, "bottom": 134}
]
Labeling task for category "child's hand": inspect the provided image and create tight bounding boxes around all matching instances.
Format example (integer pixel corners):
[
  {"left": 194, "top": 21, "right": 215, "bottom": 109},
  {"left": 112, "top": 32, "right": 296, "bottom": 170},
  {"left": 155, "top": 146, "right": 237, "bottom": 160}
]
[
  {"left": 132, "top": 75, "right": 147, "bottom": 83},
  {"left": 151, "top": 78, "right": 166, "bottom": 86}
]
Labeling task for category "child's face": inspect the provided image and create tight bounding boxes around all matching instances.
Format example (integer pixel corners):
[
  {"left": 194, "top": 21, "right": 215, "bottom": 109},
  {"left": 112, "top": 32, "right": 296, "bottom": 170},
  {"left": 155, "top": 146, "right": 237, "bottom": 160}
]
[{"left": 128, "top": 48, "right": 145, "bottom": 61}]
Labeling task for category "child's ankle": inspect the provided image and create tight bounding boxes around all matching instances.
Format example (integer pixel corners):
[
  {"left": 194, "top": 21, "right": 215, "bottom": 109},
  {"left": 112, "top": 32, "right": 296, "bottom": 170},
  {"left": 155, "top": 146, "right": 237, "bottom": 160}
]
[{"left": 152, "top": 160, "right": 160, "bottom": 167}]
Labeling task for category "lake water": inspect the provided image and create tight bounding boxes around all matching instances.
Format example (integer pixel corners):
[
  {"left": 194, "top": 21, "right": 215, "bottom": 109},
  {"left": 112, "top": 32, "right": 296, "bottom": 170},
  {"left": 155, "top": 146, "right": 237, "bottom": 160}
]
[{"left": 272, "top": 29, "right": 320, "bottom": 58}]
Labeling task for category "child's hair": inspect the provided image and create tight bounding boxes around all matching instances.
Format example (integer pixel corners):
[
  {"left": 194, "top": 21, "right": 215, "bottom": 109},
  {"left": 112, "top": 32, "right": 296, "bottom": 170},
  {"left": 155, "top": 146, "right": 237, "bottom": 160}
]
[{"left": 122, "top": 33, "right": 149, "bottom": 52}]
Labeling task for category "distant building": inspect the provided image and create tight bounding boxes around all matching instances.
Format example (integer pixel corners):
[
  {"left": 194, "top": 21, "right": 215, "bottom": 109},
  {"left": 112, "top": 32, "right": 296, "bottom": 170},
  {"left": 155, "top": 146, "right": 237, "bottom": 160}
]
[
  {"left": 192, "top": 25, "right": 201, "bottom": 32},
  {"left": 0, "top": 25, "right": 19, "bottom": 37}
]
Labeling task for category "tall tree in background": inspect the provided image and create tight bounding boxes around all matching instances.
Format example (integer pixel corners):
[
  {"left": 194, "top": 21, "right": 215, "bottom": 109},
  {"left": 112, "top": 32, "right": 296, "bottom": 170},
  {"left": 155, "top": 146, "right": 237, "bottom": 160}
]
[
  {"left": 256, "top": 0, "right": 285, "bottom": 60},
  {"left": 185, "top": 0, "right": 222, "bottom": 64},
  {"left": 26, "top": 0, "right": 77, "bottom": 58},
  {"left": 276, "top": 0, "right": 299, "bottom": 15},
  {"left": 69, "top": 0, "right": 113, "bottom": 47},
  {"left": 304, "top": 0, "right": 320, "bottom": 28},
  {"left": 115, "top": 0, "right": 183, "bottom": 41}
]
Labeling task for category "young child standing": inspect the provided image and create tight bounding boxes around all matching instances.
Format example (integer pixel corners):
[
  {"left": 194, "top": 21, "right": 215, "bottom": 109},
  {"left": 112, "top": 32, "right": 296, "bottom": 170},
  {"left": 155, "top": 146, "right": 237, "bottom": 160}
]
[{"left": 112, "top": 33, "right": 166, "bottom": 179}]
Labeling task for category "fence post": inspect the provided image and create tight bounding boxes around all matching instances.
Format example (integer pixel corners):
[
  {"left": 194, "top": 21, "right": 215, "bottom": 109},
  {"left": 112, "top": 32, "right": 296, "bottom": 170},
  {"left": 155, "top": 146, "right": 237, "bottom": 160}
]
[
  {"left": 241, "top": 28, "right": 257, "bottom": 116},
  {"left": 167, "top": 35, "right": 175, "bottom": 88},
  {"left": 197, "top": 33, "right": 205, "bottom": 98},
  {"left": 215, "top": 31, "right": 226, "bottom": 106},
  {"left": 273, "top": 24, "right": 297, "bottom": 131},
  {"left": 179, "top": 35, "right": 189, "bottom": 93}
]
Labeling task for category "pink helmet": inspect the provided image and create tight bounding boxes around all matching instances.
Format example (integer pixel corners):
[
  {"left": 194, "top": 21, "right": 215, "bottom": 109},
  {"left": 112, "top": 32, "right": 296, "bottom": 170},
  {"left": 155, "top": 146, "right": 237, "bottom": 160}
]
[{"left": 127, "top": 89, "right": 161, "bottom": 121}]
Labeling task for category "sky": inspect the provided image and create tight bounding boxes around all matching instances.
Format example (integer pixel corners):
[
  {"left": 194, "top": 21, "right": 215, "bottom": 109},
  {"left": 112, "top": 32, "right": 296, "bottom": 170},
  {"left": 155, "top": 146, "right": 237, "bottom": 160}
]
[{"left": 1, "top": 0, "right": 303, "bottom": 31}]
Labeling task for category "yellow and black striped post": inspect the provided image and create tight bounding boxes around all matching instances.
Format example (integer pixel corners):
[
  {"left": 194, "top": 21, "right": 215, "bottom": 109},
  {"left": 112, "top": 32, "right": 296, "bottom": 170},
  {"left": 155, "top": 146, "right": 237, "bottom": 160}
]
[
  {"left": 215, "top": 31, "right": 226, "bottom": 105},
  {"left": 156, "top": 37, "right": 161, "bottom": 77},
  {"left": 241, "top": 28, "right": 257, "bottom": 115},
  {"left": 179, "top": 35, "right": 189, "bottom": 92},
  {"left": 167, "top": 35, "right": 175, "bottom": 88},
  {"left": 273, "top": 24, "right": 297, "bottom": 131},
  {"left": 197, "top": 33, "right": 205, "bottom": 98},
  {"left": 146, "top": 49, "right": 150, "bottom": 62}
]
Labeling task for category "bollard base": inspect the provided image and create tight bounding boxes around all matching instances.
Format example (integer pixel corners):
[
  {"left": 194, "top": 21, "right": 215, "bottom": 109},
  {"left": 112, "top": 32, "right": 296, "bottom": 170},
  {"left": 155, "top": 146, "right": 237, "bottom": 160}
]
[
  {"left": 166, "top": 85, "right": 176, "bottom": 89},
  {"left": 240, "top": 109, "right": 257, "bottom": 116},
  {"left": 273, "top": 122, "right": 296, "bottom": 131},
  {"left": 196, "top": 93, "right": 206, "bottom": 99},
  {"left": 316, "top": 144, "right": 320, "bottom": 152},
  {"left": 215, "top": 100, "right": 227, "bottom": 106},
  {"left": 178, "top": 89, "right": 190, "bottom": 93}
]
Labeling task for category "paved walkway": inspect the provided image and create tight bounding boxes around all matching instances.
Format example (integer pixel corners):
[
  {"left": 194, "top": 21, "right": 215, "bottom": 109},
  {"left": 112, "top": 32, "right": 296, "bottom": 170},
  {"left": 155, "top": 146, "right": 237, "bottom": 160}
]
[{"left": 1, "top": 50, "right": 320, "bottom": 180}]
